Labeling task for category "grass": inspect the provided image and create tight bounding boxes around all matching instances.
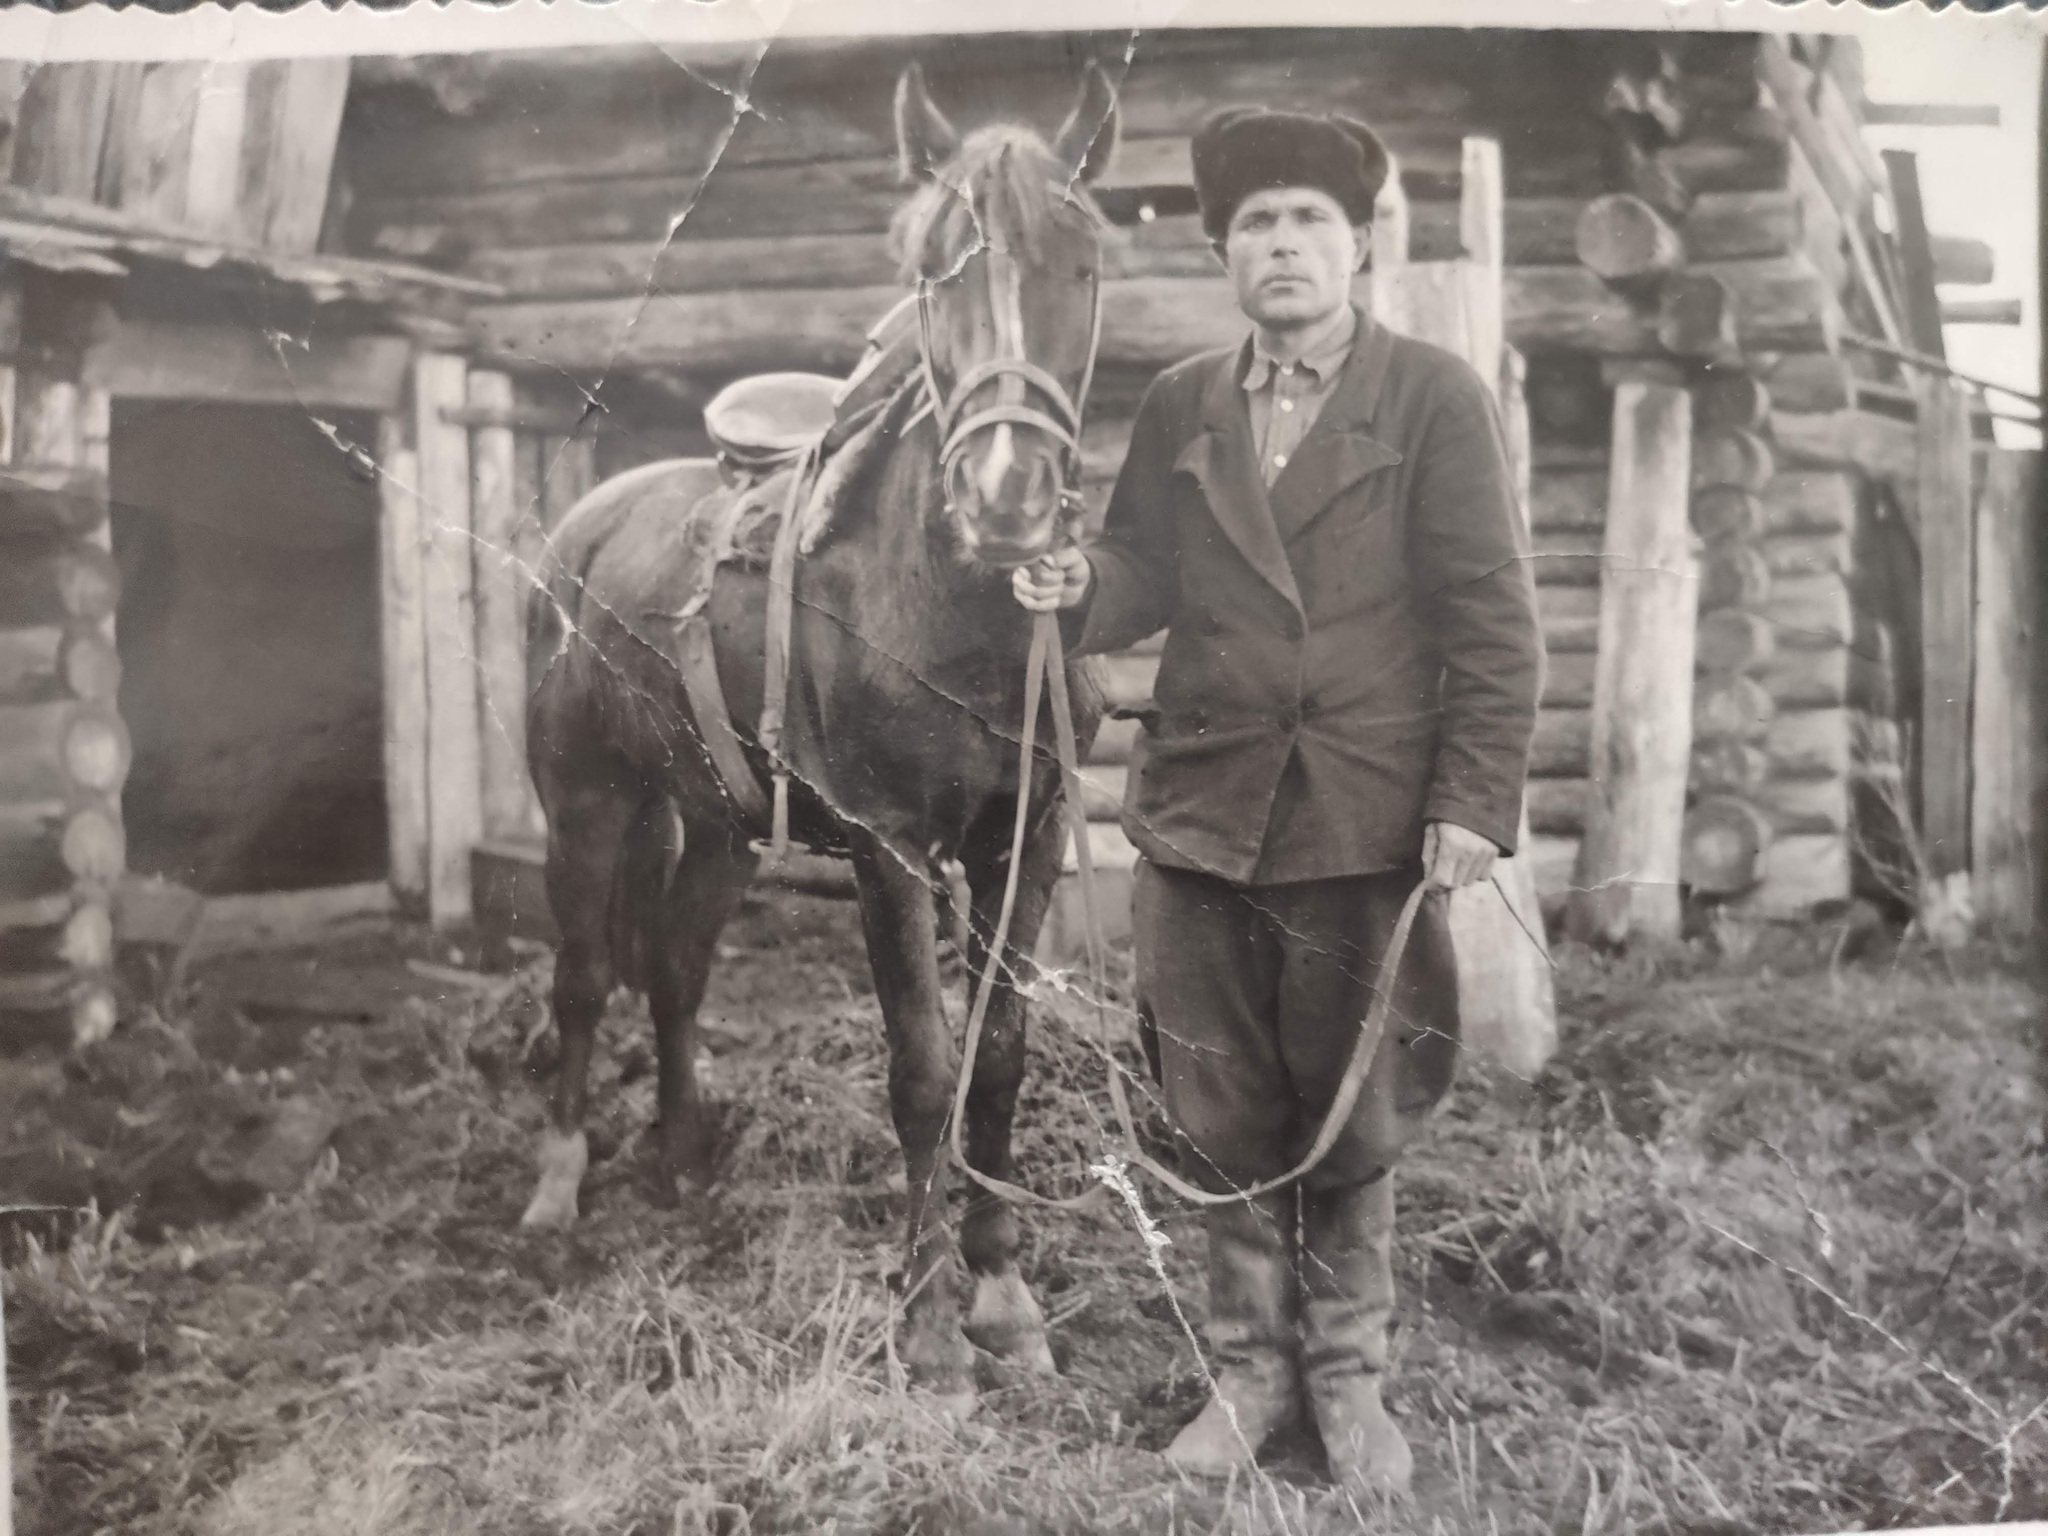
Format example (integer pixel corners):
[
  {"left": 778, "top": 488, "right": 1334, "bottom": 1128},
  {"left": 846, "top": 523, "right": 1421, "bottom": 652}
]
[{"left": 4, "top": 891, "right": 2046, "bottom": 1535}]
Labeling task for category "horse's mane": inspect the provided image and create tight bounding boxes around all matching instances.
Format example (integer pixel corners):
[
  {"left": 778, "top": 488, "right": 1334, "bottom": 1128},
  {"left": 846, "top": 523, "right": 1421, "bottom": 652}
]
[{"left": 891, "top": 125, "right": 1110, "bottom": 283}]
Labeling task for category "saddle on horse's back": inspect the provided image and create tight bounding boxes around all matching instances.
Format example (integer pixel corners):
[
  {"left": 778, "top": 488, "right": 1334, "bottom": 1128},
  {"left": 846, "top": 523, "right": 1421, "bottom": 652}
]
[
  {"left": 696, "top": 292, "right": 924, "bottom": 571},
  {"left": 655, "top": 295, "right": 926, "bottom": 840}
]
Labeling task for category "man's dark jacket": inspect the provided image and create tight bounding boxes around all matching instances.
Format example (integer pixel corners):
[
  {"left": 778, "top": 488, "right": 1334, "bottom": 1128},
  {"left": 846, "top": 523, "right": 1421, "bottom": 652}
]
[{"left": 1069, "top": 307, "right": 1545, "bottom": 886}]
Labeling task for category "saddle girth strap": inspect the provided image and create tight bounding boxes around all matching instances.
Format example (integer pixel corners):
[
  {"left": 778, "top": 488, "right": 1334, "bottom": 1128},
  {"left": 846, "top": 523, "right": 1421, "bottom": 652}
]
[
  {"left": 755, "top": 437, "right": 822, "bottom": 863},
  {"left": 674, "top": 612, "right": 771, "bottom": 824}
]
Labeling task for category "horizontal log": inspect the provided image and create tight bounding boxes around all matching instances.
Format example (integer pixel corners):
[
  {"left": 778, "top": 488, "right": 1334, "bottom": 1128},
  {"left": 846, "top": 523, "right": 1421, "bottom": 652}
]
[
  {"left": 1534, "top": 703, "right": 1849, "bottom": 783},
  {"left": 1529, "top": 466, "right": 1606, "bottom": 534},
  {"left": 1657, "top": 271, "right": 1739, "bottom": 359},
  {"left": 1528, "top": 530, "right": 1607, "bottom": 589},
  {"left": 1576, "top": 193, "right": 1683, "bottom": 283},
  {"left": 1507, "top": 256, "right": 1838, "bottom": 359},
  {"left": 1692, "top": 427, "right": 1776, "bottom": 493},
  {"left": 0, "top": 626, "right": 119, "bottom": 705},
  {"left": 1693, "top": 372, "right": 1771, "bottom": 435},
  {"left": 1760, "top": 352, "right": 1855, "bottom": 415},
  {"left": 82, "top": 323, "right": 411, "bottom": 410},
  {"left": 1769, "top": 410, "right": 1917, "bottom": 511},
  {"left": 1691, "top": 737, "right": 1771, "bottom": 796},
  {"left": 1540, "top": 651, "right": 1595, "bottom": 709},
  {"left": 1762, "top": 471, "right": 1854, "bottom": 535},
  {"left": 0, "top": 801, "right": 123, "bottom": 896},
  {"left": 1863, "top": 102, "right": 2001, "bottom": 128},
  {"left": 1527, "top": 777, "right": 1587, "bottom": 837},
  {"left": 1691, "top": 485, "right": 1766, "bottom": 543},
  {"left": 0, "top": 467, "right": 107, "bottom": 540},
  {"left": 468, "top": 256, "right": 1847, "bottom": 374},
  {"left": 1759, "top": 640, "right": 1850, "bottom": 708},
  {"left": 1696, "top": 608, "right": 1776, "bottom": 674},
  {"left": 1537, "top": 584, "right": 1601, "bottom": 653},
  {"left": 0, "top": 701, "right": 131, "bottom": 802},
  {"left": 1682, "top": 794, "right": 1775, "bottom": 895},
  {"left": 1695, "top": 672, "right": 1776, "bottom": 740},
  {"left": 0, "top": 897, "right": 111, "bottom": 971},
  {"left": 1939, "top": 297, "right": 2024, "bottom": 327},
  {"left": 1754, "top": 573, "right": 1854, "bottom": 651},
  {"left": 456, "top": 201, "right": 1626, "bottom": 300},
  {"left": 1929, "top": 232, "right": 1994, "bottom": 286},
  {"left": 1699, "top": 543, "right": 1772, "bottom": 612},
  {"left": 1765, "top": 529, "right": 1850, "bottom": 580},
  {"left": 1528, "top": 771, "right": 1846, "bottom": 841},
  {"left": 0, "top": 542, "right": 119, "bottom": 626}
]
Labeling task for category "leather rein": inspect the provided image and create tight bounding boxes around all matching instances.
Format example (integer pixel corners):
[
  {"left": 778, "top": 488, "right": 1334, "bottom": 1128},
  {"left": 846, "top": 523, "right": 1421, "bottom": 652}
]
[{"left": 753, "top": 239, "right": 1423, "bottom": 1213}]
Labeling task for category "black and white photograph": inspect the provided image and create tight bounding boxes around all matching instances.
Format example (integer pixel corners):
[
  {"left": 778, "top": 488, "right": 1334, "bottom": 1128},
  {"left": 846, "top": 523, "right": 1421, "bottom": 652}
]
[{"left": 0, "top": 1, "right": 2045, "bottom": 1531}]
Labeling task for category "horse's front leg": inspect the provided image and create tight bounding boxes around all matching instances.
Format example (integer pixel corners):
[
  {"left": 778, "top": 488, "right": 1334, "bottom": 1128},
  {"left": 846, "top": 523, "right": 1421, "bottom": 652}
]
[
  {"left": 955, "top": 794, "right": 1067, "bottom": 1376},
  {"left": 848, "top": 830, "right": 976, "bottom": 1412}
]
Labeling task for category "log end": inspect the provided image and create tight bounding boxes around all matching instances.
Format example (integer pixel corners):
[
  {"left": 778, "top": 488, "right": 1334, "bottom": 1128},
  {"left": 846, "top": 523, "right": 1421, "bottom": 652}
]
[{"left": 1682, "top": 794, "right": 1775, "bottom": 895}]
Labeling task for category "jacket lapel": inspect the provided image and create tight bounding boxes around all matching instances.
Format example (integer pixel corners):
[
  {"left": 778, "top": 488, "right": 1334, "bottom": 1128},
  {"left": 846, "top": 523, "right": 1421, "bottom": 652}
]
[
  {"left": 1175, "top": 340, "right": 1302, "bottom": 614},
  {"left": 1267, "top": 311, "right": 1403, "bottom": 545}
]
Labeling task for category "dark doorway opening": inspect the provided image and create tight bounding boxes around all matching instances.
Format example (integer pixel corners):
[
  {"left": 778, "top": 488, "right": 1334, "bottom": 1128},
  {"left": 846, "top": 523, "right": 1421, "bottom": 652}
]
[{"left": 110, "top": 402, "right": 387, "bottom": 896}]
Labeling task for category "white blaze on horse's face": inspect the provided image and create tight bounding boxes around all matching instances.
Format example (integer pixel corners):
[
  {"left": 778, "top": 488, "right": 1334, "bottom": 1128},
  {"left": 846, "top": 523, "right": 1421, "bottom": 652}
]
[{"left": 894, "top": 61, "right": 1120, "bottom": 571}]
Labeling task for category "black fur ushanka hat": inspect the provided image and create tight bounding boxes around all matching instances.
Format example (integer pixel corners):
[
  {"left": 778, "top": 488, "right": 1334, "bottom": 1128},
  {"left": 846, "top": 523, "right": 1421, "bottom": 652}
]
[{"left": 1190, "top": 106, "right": 1391, "bottom": 242}]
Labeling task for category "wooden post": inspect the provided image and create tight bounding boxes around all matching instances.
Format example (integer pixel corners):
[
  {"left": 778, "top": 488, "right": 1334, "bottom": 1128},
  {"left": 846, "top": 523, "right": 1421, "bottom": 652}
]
[
  {"left": 1568, "top": 377, "right": 1697, "bottom": 944},
  {"left": 467, "top": 370, "right": 534, "bottom": 843},
  {"left": 1438, "top": 138, "right": 1557, "bottom": 1078},
  {"left": 1916, "top": 375, "right": 1975, "bottom": 884},
  {"left": 1971, "top": 449, "right": 2038, "bottom": 935},
  {"left": 377, "top": 412, "right": 430, "bottom": 909},
  {"left": 511, "top": 429, "right": 549, "bottom": 840},
  {"left": 412, "top": 354, "right": 481, "bottom": 928}
]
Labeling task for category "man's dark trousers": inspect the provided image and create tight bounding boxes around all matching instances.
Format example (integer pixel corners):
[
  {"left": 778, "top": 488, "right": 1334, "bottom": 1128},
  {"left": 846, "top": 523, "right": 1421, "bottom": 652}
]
[{"left": 1132, "top": 858, "right": 1460, "bottom": 1194}]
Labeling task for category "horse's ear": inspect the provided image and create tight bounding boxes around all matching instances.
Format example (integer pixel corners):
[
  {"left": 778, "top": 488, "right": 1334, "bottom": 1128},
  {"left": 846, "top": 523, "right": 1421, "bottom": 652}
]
[
  {"left": 1052, "top": 60, "right": 1121, "bottom": 186},
  {"left": 895, "top": 62, "right": 959, "bottom": 183}
]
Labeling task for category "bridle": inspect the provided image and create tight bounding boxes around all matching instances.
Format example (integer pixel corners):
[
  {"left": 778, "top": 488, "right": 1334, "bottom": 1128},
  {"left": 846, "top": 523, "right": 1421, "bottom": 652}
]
[{"left": 911, "top": 232, "right": 1103, "bottom": 528}]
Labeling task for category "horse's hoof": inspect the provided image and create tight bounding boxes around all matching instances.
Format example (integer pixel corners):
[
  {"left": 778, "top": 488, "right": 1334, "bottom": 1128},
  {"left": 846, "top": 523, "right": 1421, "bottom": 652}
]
[
  {"left": 964, "top": 1269, "right": 1058, "bottom": 1376},
  {"left": 519, "top": 1129, "right": 588, "bottom": 1230}
]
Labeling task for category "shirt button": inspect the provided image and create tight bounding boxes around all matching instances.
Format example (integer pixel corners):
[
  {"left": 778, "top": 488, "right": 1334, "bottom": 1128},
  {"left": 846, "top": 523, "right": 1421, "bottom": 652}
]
[
  {"left": 1273, "top": 454, "right": 1288, "bottom": 468},
  {"left": 1279, "top": 399, "right": 1295, "bottom": 413}
]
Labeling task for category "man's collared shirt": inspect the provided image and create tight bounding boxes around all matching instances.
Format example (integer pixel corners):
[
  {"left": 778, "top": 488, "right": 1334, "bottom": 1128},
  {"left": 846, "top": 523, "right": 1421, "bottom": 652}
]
[{"left": 1241, "top": 304, "right": 1359, "bottom": 488}]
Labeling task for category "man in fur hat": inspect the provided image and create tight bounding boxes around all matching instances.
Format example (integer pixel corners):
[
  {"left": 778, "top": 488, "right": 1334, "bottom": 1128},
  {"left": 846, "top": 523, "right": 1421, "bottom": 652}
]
[{"left": 1015, "top": 105, "right": 1542, "bottom": 1496}]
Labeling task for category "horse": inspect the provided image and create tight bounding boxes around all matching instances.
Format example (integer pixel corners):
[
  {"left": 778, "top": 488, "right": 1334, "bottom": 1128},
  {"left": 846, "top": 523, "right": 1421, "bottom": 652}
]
[{"left": 520, "top": 61, "right": 1119, "bottom": 1408}]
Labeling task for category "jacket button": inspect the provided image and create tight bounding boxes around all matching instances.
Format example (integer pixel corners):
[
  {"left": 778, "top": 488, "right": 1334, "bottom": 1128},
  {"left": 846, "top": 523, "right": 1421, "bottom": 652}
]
[
  {"left": 1299, "top": 698, "right": 1319, "bottom": 721},
  {"left": 1277, "top": 707, "right": 1301, "bottom": 732}
]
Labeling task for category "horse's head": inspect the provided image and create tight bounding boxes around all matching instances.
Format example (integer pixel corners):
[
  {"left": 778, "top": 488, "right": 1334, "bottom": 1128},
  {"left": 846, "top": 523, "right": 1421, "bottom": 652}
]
[{"left": 893, "top": 61, "right": 1119, "bottom": 569}]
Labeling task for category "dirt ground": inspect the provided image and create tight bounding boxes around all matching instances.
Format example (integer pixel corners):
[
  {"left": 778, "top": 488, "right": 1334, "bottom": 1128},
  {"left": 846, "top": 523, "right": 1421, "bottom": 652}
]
[{"left": 3, "top": 890, "right": 2045, "bottom": 1536}]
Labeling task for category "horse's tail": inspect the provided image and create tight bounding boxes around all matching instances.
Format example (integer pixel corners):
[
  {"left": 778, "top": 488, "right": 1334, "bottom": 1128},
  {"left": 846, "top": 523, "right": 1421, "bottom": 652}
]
[{"left": 606, "top": 795, "right": 679, "bottom": 998}]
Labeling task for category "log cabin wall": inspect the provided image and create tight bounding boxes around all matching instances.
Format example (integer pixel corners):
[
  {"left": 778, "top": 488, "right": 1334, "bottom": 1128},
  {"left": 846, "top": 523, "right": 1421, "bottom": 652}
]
[{"left": 325, "top": 28, "right": 1959, "bottom": 928}]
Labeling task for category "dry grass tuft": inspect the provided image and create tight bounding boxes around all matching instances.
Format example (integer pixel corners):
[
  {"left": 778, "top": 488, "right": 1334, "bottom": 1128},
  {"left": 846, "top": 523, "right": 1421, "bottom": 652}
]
[{"left": 4, "top": 891, "right": 2044, "bottom": 1534}]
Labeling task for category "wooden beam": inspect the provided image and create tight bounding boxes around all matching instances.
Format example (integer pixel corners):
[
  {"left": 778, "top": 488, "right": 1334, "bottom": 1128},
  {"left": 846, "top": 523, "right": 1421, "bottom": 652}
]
[
  {"left": 413, "top": 355, "right": 482, "bottom": 929},
  {"left": 468, "top": 256, "right": 1846, "bottom": 374},
  {"left": 1972, "top": 449, "right": 2038, "bottom": 935},
  {"left": 1882, "top": 149, "right": 1946, "bottom": 361},
  {"left": 251, "top": 59, "right": 353, "bottom": 254},
  {"left": 377, "top": 415, "right": 430, "bottom": 910},
  {"left": 83, "top": 321, "right": 409, "bottom": 410},
  {"left": 1567, "top": 380, "right": 1696, "bottom": 944},
  {"left": 1918, "top": 376, "right": 1976, "bottom": 881},
  {"left": 1940, "top": 298, "right": 2024, "bottom": 328},
  {"left": 469, "top": 370, "right": 535, "bottom": 845},
  {"left": 1864, "top": 102, "right": 2001, "bottom": 128},
  {"left": 1931, "top": 234, "right": 1995, "bottom": 287}
]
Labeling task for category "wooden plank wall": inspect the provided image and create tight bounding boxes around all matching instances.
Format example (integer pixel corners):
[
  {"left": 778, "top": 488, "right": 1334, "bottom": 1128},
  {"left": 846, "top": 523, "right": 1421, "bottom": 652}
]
[{"left": 0, "top": 58, "right": 350, "bottom": 252}]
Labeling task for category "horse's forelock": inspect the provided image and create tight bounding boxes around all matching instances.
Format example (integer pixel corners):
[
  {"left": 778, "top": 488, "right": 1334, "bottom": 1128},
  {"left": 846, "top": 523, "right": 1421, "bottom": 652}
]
[{"left": 891, "top": 125, "right": 1107, "bottom": 283}]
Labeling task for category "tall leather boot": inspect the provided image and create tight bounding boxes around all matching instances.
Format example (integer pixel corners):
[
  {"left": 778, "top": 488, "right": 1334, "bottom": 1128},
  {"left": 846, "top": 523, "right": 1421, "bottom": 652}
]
[
  {"left": 1300, "top": 1172, "right": 1412, "bottom": 1498},
  {"left": 1164, "top": 1189, "right": 1304, "bottom": 1476}
]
